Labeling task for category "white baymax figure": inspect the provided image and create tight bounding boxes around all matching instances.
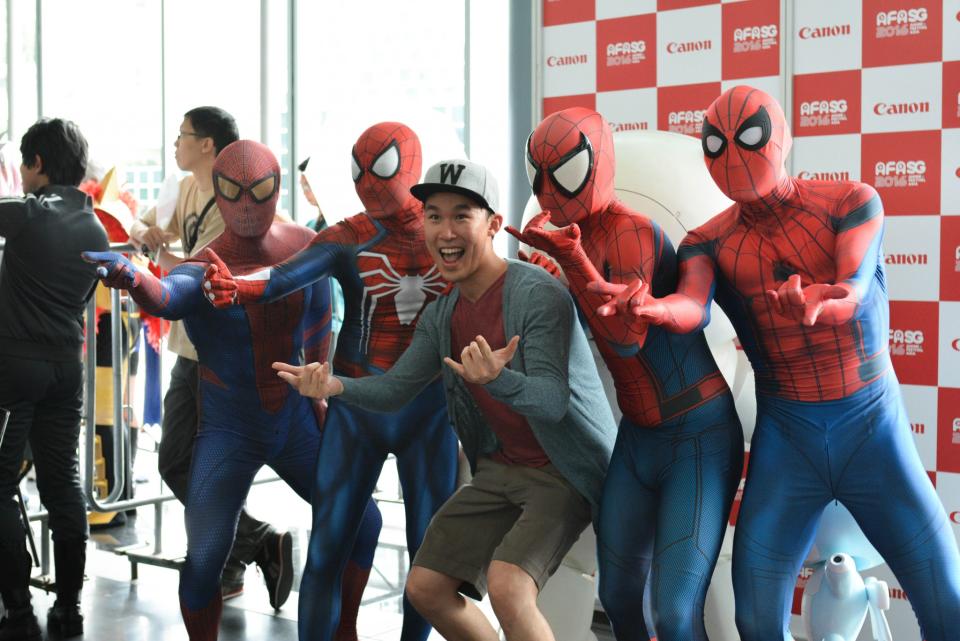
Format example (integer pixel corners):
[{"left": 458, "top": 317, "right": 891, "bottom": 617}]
[{"left": 801, "top": 502, "right": 893, "bottom": 641}]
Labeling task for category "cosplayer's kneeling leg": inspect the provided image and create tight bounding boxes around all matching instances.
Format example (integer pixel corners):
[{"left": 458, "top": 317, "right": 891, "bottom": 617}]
[
  {"left": 299, "top": 397, "right": 384, "bottom": 641},
  {"left": 833, "top": 378, "right": 960, "bottom": 641},
  {"left": 597, "top": 430, "right": 657, "bottom": 641},
  {"left": 599, "top": 398, "right": 741, "bottom": 641},
  {"left": 732, "top": 410, "right": 838, "bottom": 641},
  {"left": 393, "top": 380, "right": 458, "bottom": 641},
  {"left": 179, "top": 428, "right": 261, "bottom": 640}
]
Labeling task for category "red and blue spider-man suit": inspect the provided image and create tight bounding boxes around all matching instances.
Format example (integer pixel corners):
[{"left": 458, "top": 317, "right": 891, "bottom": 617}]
[
  {"left": 595, "top": 86, "right": 960, "bottom": 641},
  {"left": 83, "top": 140, "right": 382, "bottom": 641},
  {"left": 507, "top": 107, "right": 742, "bottom": 641},
  {"left": 203, "top": 123, "right": 457, "bottom": 641}
]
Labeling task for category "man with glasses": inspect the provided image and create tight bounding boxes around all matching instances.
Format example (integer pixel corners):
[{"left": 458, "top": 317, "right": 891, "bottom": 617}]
[{"left": 129, "top": 106, "right": 293, "bottom": 610}]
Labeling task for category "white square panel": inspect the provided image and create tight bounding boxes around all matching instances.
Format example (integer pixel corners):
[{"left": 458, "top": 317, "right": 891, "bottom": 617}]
[
  {"left": 543, "top": 21, "right": 597, "bottom": 98},
  {"left": 790, "top": 134, "right": 861, "bottom": 182},
  {"left": 657, "top": 4, "right": 722, "bottom": 87},
  {"left": 882, "top": 216, "right": 941, "bottom": 302},
  {"left": 943, "top": 0, "right": 960, "bottom": 61},
  {"left": 943, "top": 129, "right": 960, "bottom": 216},
  {"left": 720, "top": 74, "right": 783, "bottom": 104},
  {"left": 862, "top": 63, "right": 943, "bottom": 134},
  {"left": 793, "top": 0, "right": 863, "bottom": 74},
  {"left": 596, "top": 87, "right": 658, "bottom": 133},
  {"left": 940, "top": 302, "right": 960, "bottom": 387},
  {"left": 597, "top": 0, "right": 656, "bottom": 20},
  {"left": 936, "top": 471, "right": 960, "bottom": 548},
  {"left": 899, "top": 384, "right": 939, "bottom": 471}
]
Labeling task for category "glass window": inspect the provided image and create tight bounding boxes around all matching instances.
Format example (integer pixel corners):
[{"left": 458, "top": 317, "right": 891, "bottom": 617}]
[{"left": 294, "top": 0, "right": 466, "bottom": 226}]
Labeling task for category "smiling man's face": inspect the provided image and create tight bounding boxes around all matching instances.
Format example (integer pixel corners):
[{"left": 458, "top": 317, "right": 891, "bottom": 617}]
[{"left": 423, "top": 191, "right": 501, "bottom": 284}]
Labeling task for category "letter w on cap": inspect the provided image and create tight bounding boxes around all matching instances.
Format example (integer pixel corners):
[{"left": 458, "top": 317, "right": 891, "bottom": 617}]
[{"left": 440, "top": 163, "right": 466, "bottom": 184}]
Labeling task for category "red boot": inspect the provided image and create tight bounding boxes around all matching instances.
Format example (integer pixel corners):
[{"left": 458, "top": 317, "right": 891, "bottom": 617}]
[
  {"left": 333, "top": 560, "right": 371, "bottom": 641},
  {"left": 180, "top": 594, "right": 223, "bottom": 641}
]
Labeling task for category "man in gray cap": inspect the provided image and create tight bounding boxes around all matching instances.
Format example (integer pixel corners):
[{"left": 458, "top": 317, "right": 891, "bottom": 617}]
[{"left": 275, "top": 158, "right": 616, "bottom": 641}]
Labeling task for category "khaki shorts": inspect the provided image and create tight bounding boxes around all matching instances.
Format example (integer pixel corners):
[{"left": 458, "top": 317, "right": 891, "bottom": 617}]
[{"left": 413, "top": 457, "right": 592, "bottom": 599}]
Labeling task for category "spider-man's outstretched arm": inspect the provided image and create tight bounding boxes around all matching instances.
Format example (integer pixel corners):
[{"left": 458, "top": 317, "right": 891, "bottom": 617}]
[
  {"left": 203, "top": 224, "right": 360, "bottom": 307},
  {"left": 83, "top": 250, "right": 203, "bottom": 320},
  {"left": 507, "top": 208, "right": 653, "bottom": 347},
  {"left": 587, "top": 236, "right": 718, "bottom": 335},
  {"left": 766, "top": 188, "right": 884, "bottom": 326}
]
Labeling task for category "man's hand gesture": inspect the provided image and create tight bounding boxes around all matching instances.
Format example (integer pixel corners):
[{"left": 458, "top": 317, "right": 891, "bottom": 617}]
[
  {"left": 444, "top": 335, "right": 520, "bottom": 385},
  {"left": 273, "top": 361, "right": 343, "bottom": 399},
  {"left": 82, "top": 251, "right": 142, "bottom": 290},
  {"left": 765, "top": 274, "right": 852, "bottom": 327}
]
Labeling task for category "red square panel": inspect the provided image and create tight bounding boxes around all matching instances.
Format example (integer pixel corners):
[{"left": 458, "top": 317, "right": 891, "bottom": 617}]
[
  {"left": 597, "top": 14, "right": 657, "bottom": 91},
  {"left": 937, "top": 387, "right": 960, "bottom": 473},
  {"left": 543, "top": 0, "right": 594, "bottom": 26},
  {"left": 862, "top": 0, "right": 942, "bottom": 68},
  {"left": 657, "top": 82, "right": 720, "bottom": 136},
  {"left": 658, "top": 0, "right": 719, "bottom": 9},
  {"left": 543, "top": 94, "right": 596, "bottom": 118},
  {"left": 861, "top": 131, "right": 940, "bottom": 215},
  {"left": 945, "top": 61, "right": 960, "bottom": 129},
  {"left": 721, "top": 0, "right": 780, "bottom": 80},
  {"left": 943, "top": 217, "right": 960, "bottom": 301},
  {"left": 793, "top": 70, "right": 862, "bottom": 136},
  {"left": 888, "top": 301, "right": 939, "bottom": 386}
]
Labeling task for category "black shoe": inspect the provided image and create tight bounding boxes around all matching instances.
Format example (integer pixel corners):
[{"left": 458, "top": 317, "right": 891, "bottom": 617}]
[
  {"left": 0, "top": 607, "right": 41, "bottom": 641},
  {"left": 255, "top": 529, "right": 293, "bottom": 610},
  {"left": 220, "top": 558, "right": 245, "bottom": 601},
  {"left": 47, "top": 601, "right": 83, "bottom": 638}
]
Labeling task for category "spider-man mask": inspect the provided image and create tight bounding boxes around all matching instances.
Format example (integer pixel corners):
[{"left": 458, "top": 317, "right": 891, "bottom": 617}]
[
  {"left": 213, "top": 140, "right": 280, "bottom": 238},
  {"left": 701, "top": 85, "right": 792, "bottom": 204},
  {"left": 526, "top": 107, "right": 615, "bottom": 226},
  {"left": 351, "top": 122, "right": 422, "bottom": 219}
]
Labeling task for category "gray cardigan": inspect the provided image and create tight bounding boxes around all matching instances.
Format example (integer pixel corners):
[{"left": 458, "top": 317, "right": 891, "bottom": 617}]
[{"left": 339, "top": 259, "right": 617, "bottom": 510}]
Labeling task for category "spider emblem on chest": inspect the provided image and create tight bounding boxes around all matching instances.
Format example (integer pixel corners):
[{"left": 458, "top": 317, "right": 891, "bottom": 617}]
[{"left": 357, "top": 251, "right": 446, "bottom": 352}]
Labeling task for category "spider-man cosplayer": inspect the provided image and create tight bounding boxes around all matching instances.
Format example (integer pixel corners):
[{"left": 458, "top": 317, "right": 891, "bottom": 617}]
[
  {"left": 593, "top": 86, "right": 960, "bottom": 641},
  {"left": 507, "top": 108, "right": 742, "bottom": 641},
  {"left": 203, "top": 123, "right": 457, "bottom": 641},
  {"left": 83, "top": 140, "right": 382, "bottom": 641}
]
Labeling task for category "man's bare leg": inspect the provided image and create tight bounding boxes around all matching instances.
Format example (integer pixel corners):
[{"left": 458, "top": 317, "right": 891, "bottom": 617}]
[
  {"left": 487, "top": 560, "right": 555, "bottom": 641},
  {"left": 405, "top": 566, "right": 499, "bottom": 641}
]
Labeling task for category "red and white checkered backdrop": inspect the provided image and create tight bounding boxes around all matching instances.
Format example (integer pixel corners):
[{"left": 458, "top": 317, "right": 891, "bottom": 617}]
[{"left": 539, "top": 0, "right": 959, "bottom": 638}]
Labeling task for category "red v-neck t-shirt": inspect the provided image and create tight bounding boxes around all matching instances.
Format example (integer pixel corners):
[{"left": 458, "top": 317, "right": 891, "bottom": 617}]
[{"left": 450, "top": 273, "right": 550, "bottom": 468}]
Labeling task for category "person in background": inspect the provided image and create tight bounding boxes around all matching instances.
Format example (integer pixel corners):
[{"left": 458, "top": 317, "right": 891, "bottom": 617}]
[
  {"left": 127, "top": 106, "right": 291, "bottom": 607},
  {"left": 0, "top": 118, "right": 108, "bottom": 640}
]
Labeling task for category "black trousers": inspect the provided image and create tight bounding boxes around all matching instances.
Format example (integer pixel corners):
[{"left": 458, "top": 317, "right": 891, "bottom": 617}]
[
  {"left": 159, "top": 356, "right": 269, "bottom": 565},
  {"left": 0, "top": 354, "right": 87, "bottom": 593}
]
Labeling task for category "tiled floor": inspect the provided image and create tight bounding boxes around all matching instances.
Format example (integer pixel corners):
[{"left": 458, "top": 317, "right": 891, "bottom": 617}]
[{"left": 15, "top": 449, "right": 611, "bottom": 641}]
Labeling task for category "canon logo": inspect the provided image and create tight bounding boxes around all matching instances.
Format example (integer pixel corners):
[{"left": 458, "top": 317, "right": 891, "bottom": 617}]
[
  {"left": 910, "top": 422, "right": 925, "bottom": 434},
  {"left": 666, "top": 39, "right": 712, "bottom": 54},
  {"left": 547, "top": 54, "right": 588, "bottom": 67},
  {"left": 800, "top": 100, "right": 848, "bottom": 116},
  {"left": 668, "top": 110, "right": 706, "bottom": 125},
  {"left": 875, "top": 160, "right": 926, "bottom": 176},
  {"left": 874, "top": 101, "right": 930, "bottom": 115},
  {"left": 607, "top": 41, "right": 645, "bottom": 55},
  {"left": 885, "top": 253, "right": 928, "bottom": 265},
  {"left": 797, "top": 171, "right": 850, "bottom": 181},
  {"left": 889, "top": 329, "right": 924, "bottom": 344},
  {"left": 876, "top": 8, "right": 928, "bottom": 26},
  {"left": 798, "top": 24, "right": 852, "bottom": 39},
  {"left": 610, "top": 121, "right": 649, "bottom": 132},
  {"left": 734, "top": 24, "right": 778, "bottom": 41}
]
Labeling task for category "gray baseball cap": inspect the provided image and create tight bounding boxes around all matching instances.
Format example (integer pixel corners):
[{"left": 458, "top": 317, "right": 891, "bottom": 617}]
[{"left": 411, "top": 158, "right": 499, "bottom": 212}]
